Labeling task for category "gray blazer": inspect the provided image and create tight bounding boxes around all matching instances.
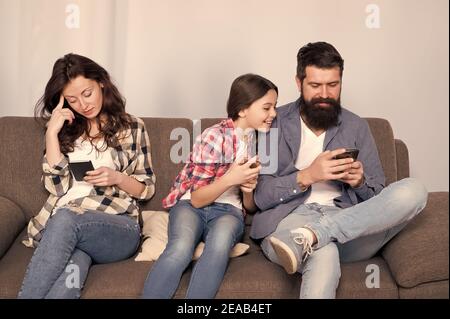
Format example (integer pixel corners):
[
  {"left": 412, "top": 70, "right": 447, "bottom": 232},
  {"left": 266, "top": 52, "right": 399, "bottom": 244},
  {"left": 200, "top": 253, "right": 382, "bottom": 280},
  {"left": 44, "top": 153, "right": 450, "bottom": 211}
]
[{"left": 251, "top": 99, "right": 385, "bottom": 240}]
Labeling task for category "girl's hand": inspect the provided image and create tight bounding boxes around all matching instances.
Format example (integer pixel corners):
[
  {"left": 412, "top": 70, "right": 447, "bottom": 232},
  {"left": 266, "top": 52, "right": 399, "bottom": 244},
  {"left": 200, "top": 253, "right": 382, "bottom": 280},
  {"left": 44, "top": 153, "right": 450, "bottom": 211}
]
[
  {"left": 224, "top": 156, "right": 261, "bottom": 186},
  {"left": 46, "top": 94, "right": 75, "bottom": 136},
  {"left": 84, "top": 167, "right": 123, "bottom": 186},
  {"left": 240, "top": 177, "right": 257, "bottom": 193}
]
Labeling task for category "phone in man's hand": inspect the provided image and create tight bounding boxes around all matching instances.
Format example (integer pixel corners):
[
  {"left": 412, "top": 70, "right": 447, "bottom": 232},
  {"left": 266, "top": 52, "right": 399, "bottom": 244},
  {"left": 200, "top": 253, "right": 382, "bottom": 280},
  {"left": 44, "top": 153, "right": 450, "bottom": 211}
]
[
  {"left": 69, "top": 160, "right": 95, "bottom": 181},
  {"left": 333, "top": 148, "right": 359, "bottom": 161}
]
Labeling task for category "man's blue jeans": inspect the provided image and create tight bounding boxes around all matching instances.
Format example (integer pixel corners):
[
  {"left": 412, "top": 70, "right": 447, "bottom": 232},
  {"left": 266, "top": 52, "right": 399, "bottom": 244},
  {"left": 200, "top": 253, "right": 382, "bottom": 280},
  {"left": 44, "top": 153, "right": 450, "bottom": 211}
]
[
  {"left": 18, "top": 208, "right": 141, "bottom": 299},
  {"left": 142, "top": 200, "right": 245, "bottom": 299},
  {"left": 261, "top": 177, "right": 428, "bottom": 298}
]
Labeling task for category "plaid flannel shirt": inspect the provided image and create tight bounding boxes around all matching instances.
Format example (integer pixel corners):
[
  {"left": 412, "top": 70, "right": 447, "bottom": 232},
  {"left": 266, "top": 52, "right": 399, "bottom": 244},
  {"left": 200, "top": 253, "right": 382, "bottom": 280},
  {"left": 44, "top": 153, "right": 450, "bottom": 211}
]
[
  {"left": 23, "top": 115, "right": 156, "bottom": 248},
  {"left": 162, "top": 118, "right": 254, "bottom": 209}
]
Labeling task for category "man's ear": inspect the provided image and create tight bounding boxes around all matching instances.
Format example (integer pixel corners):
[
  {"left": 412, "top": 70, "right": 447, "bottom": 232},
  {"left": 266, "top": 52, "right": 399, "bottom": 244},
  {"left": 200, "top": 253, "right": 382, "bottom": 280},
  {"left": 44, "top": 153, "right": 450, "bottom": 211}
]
[{"left": 295, "top": 75, "right": 302, "bottom": 92}]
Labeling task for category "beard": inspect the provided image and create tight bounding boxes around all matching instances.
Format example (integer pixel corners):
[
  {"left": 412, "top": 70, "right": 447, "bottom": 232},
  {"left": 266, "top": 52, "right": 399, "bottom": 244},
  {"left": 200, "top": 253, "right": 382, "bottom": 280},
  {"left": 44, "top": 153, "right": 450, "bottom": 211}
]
[{"left": 299, "top": 92, "right": 342, "bottom": 131}]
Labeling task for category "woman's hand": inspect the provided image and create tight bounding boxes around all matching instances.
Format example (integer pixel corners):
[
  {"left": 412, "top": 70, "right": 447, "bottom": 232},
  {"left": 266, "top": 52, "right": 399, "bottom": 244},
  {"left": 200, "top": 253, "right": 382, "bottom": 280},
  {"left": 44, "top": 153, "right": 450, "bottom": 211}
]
[
  {"left": 84, "top": 167, "right": 124, "bottom": 187},
  {"left": 46, "top": 94, "right": 75, "bottom": 136}
]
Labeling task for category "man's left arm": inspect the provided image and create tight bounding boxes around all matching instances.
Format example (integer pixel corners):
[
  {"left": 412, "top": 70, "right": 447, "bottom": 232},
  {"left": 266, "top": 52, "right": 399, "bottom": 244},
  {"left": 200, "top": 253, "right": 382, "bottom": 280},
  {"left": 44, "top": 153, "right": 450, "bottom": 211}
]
[{"left": 347, "top": 119, "right": 385, "bottom": 201}]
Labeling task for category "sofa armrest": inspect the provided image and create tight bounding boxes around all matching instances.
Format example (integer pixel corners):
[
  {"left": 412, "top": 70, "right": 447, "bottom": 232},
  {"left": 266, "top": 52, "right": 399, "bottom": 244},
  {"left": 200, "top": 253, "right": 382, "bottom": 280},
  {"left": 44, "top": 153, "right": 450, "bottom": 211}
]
[
  {"left": 0, "top": 196, "right": 26, "bottom": 259},
  {"left": 382, "top": 192, "right": 449, "bottom": 288},
  {"left": 395, "top": 139, "right": 410, "bottom": 180}
]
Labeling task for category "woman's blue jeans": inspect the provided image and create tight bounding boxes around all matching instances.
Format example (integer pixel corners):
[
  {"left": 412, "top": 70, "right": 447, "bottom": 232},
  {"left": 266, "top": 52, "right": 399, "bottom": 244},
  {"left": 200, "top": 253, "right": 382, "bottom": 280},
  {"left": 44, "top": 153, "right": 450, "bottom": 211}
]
[{"left": 18, "top": 208, "right": 140, "bottom": 299}]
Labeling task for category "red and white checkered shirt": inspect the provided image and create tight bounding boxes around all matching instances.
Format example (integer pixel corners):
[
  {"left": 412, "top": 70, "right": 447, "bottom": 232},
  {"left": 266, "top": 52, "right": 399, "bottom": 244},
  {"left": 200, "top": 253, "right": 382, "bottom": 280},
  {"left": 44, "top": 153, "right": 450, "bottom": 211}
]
[{"left": 162, "top": 118, "right": 254, "bottom": 209}]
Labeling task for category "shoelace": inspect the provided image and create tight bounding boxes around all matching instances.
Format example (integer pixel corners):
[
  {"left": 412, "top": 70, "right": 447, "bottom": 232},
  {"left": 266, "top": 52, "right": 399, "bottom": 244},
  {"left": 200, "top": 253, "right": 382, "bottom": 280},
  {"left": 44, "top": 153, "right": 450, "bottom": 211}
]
[{"left": 293, "top": 235, "right": 313, "bottom": 262}]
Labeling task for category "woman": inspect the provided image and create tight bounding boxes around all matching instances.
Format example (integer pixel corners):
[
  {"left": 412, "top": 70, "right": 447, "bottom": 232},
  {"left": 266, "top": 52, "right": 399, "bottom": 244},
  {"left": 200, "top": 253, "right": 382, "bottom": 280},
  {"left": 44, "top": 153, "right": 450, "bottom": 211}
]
[
  {"left": 142, "top": 73, "right": 278, "bottom": 299},
  {"left": 19, "top": 53, "right": 156, "bottom": 298}
]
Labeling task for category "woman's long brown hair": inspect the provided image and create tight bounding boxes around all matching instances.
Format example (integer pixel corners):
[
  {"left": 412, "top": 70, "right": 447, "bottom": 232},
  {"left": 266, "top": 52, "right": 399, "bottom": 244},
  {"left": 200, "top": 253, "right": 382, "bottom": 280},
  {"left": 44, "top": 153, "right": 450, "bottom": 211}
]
[{"left": 35, "top": 53, "right": 132, "bottom": 154}]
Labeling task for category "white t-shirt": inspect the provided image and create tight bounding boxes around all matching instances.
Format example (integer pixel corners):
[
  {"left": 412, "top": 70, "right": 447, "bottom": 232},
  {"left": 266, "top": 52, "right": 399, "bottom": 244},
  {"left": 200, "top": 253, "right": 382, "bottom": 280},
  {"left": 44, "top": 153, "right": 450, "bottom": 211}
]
[
  {"left": 181, "top": 131, "right": 252, "bottom": 210},
  {"left": 295, "top": 117, "right": 341, "bottom": 206},
  {"left": 56, "top": 137, "right": 118, "bottom": 208}
]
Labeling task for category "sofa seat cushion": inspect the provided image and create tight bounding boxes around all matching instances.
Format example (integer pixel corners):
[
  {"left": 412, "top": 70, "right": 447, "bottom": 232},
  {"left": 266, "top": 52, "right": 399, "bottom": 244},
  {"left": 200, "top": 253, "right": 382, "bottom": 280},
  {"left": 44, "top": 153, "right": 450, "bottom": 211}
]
[
  {"left": 382, "top": 192, "right": 449, "bottom": 288},
  {"left": 337, "top": 257, "right": 398, "bottom": 298},
  {"left": 81, "top": 259, "right": 153, "bottom": 298},
  {"left": 0, "top": 196, "right": 26, "bottom": 259},
  {"left": 0, "top": 229, "right": 34, "bottom": 298}
]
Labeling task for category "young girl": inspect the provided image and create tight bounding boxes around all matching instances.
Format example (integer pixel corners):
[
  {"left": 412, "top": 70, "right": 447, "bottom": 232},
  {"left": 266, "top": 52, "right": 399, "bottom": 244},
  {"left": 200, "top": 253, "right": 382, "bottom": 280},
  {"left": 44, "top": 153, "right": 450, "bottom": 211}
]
[
  {"left": 18, "top": 53, "right": 156, "bottom": 298},
  {"left": 142, "top": 73, "right": 277, "bottom": 299}
]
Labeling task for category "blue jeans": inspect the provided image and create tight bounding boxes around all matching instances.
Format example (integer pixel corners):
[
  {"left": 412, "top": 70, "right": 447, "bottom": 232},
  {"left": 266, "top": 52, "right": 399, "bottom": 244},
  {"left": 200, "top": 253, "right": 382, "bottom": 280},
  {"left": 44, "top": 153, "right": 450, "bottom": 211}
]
[
  {"left": 18, "top": 208, "right": 140, "bottom": 299},
  {"left": 261, "top": 177, "right": 428, "bottom": 299},
  {"left": 142, "top": 200, "right": 245, "bottom": 299}
]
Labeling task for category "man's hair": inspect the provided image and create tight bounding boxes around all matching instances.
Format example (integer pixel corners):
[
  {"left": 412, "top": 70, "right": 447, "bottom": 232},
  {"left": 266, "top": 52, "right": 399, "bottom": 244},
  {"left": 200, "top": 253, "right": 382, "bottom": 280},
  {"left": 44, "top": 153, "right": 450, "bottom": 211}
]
[{"left": 296, "top": 42, "right": 344, "bottom": 81}]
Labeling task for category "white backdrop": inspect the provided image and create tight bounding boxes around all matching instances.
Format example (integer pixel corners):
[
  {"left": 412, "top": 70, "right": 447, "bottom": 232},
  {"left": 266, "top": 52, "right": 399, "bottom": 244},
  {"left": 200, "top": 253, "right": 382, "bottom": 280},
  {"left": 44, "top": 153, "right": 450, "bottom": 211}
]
[{"left": 0, "top": 0, "right": 448, "bottom": 191}]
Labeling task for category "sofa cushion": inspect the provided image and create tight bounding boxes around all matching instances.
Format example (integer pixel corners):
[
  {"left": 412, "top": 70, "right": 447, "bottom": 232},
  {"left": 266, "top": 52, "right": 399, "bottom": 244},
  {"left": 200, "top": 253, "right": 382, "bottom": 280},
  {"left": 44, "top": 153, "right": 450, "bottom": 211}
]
[
  {"left": 0, "top": 117, "right": 49, "bottom": 221},
  {"left": 395, "top": 139, "right": 410, "bottom": 180},
  {"left": 0, "top": 197, "right": 26, "bottom": 259},
  {"left": 399, "top": 280, "right": 449, "bottom": 299},
  {"left": 139, "top": 118, "right": 193, "bottom": 212},
  {"left": 382, "top": 192, "right": 449, "bottom": 288},
  {"left": 0, "top": 229, "right": 33, "bottom": 298},
  {"left": 337, "top": 257, "right": 398, "bottom": 298},
  {"left": 1, "top": 229, "right": 400, "bottom": 299},
  {"left": 82, "top": 258, "right": 153, "bottom": 298},
  {"left": 135, "top": 210, "right": 249, "bottom": 261}
]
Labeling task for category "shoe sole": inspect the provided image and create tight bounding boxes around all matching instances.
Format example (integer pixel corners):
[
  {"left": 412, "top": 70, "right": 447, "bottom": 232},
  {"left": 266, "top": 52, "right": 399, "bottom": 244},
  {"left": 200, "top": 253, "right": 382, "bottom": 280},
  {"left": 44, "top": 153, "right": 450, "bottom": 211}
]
[{"left": 269, "top": 236, "right": 297, "bottom": 275}]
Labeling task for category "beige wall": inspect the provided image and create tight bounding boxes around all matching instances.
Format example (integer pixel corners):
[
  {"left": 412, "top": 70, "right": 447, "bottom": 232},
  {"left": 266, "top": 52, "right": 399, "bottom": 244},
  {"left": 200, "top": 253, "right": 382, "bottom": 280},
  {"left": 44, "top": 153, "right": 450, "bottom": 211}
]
[{"left": 0, "top": 0, "right": 448, "bottom": 191}]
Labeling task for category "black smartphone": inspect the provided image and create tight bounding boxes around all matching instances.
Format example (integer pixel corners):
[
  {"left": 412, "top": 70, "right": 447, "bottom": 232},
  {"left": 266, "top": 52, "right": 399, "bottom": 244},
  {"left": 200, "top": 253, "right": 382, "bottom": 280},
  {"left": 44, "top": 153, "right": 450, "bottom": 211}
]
[
  {"left": 333, "top": 148, "right": 359, "bottom": 160},
  {"left": 69, "top": 160, "right": 95, "bottom": 181}
]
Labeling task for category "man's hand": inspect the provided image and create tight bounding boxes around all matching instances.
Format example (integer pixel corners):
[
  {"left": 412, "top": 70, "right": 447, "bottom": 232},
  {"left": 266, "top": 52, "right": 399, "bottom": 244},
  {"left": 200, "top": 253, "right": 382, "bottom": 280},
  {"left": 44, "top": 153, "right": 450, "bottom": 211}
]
[
  {"left": 339, "top": 160, "right": 365, "bottom": 188},
  {"left": 299, "top": 149, "right": 355, "bottom": 187}
]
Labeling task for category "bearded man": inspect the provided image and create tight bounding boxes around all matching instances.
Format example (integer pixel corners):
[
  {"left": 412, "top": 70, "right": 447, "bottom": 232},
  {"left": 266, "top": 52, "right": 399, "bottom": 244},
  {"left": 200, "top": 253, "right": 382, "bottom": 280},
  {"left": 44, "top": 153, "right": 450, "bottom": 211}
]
[{"left": 251, "top": 42, "right": 428, "bottom": 299}]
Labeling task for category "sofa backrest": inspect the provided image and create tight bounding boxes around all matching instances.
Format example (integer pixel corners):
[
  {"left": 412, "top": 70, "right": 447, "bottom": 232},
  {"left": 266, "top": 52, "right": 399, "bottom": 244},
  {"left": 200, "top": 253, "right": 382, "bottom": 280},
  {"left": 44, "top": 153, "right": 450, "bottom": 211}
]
[
  {"left": 200, "top": 117, "right": 406, "bottom": 186},
  {"left": 139, "top": 118, "right": 192, "bottom": 211},
  {"left": 0, "top": 116, "right": 407, "bottom": 221},
  {"left": 0, "top": 117, "right": 192, "bottom": 220},
  {"left": 0, "top": 117, "right": 48, "bottom": 221}
]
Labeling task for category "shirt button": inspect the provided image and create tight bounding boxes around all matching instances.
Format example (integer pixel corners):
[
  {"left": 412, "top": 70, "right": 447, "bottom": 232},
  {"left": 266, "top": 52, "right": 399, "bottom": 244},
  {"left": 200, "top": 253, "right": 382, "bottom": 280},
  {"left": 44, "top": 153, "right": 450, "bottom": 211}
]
[
  {"left": 293, "top": 189, "right": 297, "bottom": 194},
  {"left": 280, "top": 198, "right": 284, "bottom": 201}
]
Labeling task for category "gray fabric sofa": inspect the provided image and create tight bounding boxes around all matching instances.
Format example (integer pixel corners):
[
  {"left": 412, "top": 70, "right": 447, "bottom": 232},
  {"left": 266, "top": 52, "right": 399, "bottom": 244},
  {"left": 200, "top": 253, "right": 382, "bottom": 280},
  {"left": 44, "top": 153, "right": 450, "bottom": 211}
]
[{"left": 0, "top": 116, "right": 448, "bottom": 298}]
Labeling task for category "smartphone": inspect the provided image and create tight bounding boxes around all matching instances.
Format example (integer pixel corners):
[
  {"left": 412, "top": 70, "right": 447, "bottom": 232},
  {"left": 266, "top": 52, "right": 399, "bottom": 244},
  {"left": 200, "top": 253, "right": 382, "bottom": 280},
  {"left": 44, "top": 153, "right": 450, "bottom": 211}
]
[
  {"left": 240, "top": 157, "right": 260, "bottom": 168},
  {"left": 249, "top": 161, "right": 261, "bottom": 169},
  {"left": 333, "top": 148, "right": 359, "bottom": 161},
  {"left": 69, "top": 160, "right": 95, "bottom": 181}
]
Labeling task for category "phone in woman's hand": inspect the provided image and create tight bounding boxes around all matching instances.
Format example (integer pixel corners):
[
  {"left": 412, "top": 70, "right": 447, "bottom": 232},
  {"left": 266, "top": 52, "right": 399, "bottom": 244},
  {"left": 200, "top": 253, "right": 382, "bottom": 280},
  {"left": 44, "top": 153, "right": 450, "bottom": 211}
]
[{"left": 69, "top": 160, "right": 95, "bottom": 181}]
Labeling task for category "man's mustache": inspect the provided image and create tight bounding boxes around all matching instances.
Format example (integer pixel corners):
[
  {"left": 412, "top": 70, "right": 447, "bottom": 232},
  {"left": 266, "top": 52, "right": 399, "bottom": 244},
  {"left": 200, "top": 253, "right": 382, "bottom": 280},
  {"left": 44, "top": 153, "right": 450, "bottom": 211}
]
[{"left": 310, "top": 97, "right": 339, "bottom": 106}]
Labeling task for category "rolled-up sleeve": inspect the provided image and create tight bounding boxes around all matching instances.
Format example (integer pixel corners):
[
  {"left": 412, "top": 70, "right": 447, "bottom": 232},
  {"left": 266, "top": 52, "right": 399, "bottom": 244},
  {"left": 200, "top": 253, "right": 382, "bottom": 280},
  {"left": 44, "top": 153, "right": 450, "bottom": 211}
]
[
  {"left": 255, "top": 171, "right": 308, "bottom": 211},
  {"left": 190, "top": 128, "right": 224, "bottom": 191},
  {"left": 42, "top": 154, "right": 72, "bottom": 197},
  {"left": 129, "top": 121, "right": 156, "bottom": 201},
  {"left": 350, "top": 119, "right": 385, "bottom": 202}
]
